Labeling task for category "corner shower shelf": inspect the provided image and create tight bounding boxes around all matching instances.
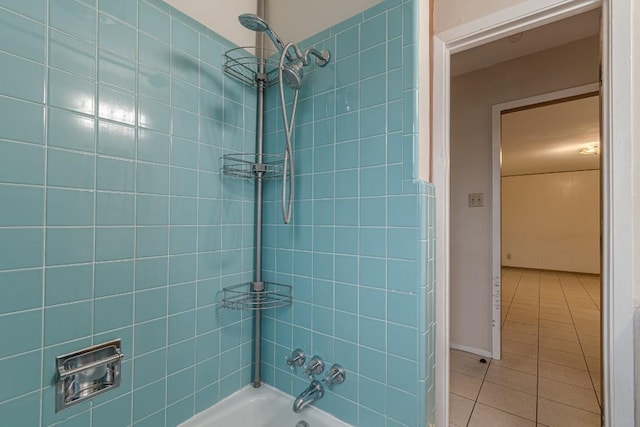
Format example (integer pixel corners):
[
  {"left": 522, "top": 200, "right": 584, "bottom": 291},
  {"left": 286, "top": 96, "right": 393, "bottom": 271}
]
[
  {"left": 221, "top": 282, "right": 292, "bottom": 311},
  {"left": 221, "top": 153, "right": 285, "bottom": 180},
  {"left": 223, "top": 47, "right": 280, "bottom": 88}
]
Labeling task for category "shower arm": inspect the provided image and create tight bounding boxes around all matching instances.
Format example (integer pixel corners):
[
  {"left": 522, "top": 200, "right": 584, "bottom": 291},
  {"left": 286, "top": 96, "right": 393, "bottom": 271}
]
[
  {"left": 283, "top": 45, "right": 331, "bottom": 67},
  {"left": 301, "top": 47, "right": 331, "bottom": 66}
]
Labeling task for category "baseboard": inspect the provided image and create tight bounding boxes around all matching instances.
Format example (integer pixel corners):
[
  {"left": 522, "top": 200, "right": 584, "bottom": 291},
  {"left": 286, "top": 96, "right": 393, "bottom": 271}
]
[{"left": 450, "top": 343, "right": 493, "bottom": 359}]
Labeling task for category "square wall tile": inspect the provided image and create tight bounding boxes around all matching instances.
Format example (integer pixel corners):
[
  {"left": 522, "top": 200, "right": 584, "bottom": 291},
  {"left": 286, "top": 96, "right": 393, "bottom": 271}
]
[
  {"left": 0, "top": 50, "right": 45, "bottom": 103},
  {"left": 49, "top": 68, "right": 95, "bottom": 115},
  {"left": 0, "top": 310, "right": 42, "bottom": 358},
  {"left": 44, "top": 301, "right": 92, "bottom": 346},
  {"left": 97, "top": 120, "right": 136, "bottom": 159},
  {"left": 0, "top": 184, "right": 44, "bottom": 226},
  {"left": 45, "top": 264, "right": 93, "bottom": 306},
  {"left": 0, "top": 8, "right": 45, "bottom": 62},
  {"left": 46, "top": 227, "right": 93, "bottom": 266},
  {"left": 0, "top": 228, "right": 43, "bottom": 270},
  {"left": 0, "top": 141, "right": 45, "bottom": 185},
  {"left": 98, "top": 0, "right": 137, "bottom": 26},
  {"left": 0, "top": 269, "right": 43, "bottom": 314},
  {"left": 48, "top": 107, "right": 96, "bottom": 153},
  {"left": 0, "top": 351, "right": 41, "bottom": 402},
  {"left": 95, "top": 260, "right": 134, "bottom": 297},
  {"left": 0, "top": 96, "right": 45, "bottom": 145},
  {"left": 50, "top": 0, "right": 96, "bottom": 43},
  {"left": 98, "top": 49, "right": 136, "bottom": 92},
  {"left": 49, "top": 29, "right": 95, "bottom": 79}
]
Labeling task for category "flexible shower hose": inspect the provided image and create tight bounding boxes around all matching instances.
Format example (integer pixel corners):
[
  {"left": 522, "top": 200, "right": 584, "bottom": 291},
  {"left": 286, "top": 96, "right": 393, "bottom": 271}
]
[{"left": 278, "top": 43, "right": 299, "bottom": 224}]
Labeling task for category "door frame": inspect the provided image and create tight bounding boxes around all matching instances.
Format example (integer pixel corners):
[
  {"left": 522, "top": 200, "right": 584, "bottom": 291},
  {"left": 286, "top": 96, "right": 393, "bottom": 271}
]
[
  {"left": 490, "top": 83, "right": 600, "bottom": 359},
  {"left": 432, "top": 0, "right": 635, "bottom": 426}
]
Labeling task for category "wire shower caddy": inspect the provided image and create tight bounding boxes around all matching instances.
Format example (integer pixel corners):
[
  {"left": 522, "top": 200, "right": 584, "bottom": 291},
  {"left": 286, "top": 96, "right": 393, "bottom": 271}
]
[
  {"left": 221, "top": 282, "right": 292, "bottom": 311},
  {"left": 223, "top": 47, "right": 281, "bottom": 88},
  {"left": 220, "top": 46, "right": 292, "bottom": 313},
  {"left": 221, "top": 153, "right": 285, "bottom": 180}
]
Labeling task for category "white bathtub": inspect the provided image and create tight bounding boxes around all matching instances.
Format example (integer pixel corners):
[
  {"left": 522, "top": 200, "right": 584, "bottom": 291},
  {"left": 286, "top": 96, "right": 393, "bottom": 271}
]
[{"left": 179, "top": 384, "right": 352, "bottom": 427}]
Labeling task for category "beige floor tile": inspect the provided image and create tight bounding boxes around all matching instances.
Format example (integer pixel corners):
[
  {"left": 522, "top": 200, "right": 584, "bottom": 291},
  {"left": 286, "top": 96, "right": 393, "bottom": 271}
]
[
  {"left": 484, "top": 364, "right": 537, "bottom": 395},
  {"left": 539, "top": 305, "right": 567, "bottom": 313},
  {"left": 538, "top": 360, "right": 593, "bottom": 389},
  {"left": 451, "top": 352, "right": 489, "bottom": 379},
  {"left": 539, "top": 299, "right": 566, "bottom": 308},
  {"left": 477, "top": 381, "right": 536, "bottom": 421},
  {"left": 507, "top": 308, "right": 539, "bottom": 318},
  {"left": 509, "top": 304, "right": 539, "bottom": 314},
  {"left": 538, "top": 312, "right": 573, "bottom": 324},
  {"left": 505, "top": 314, "right": 539, "bottom": 328},
  {"left": 538, "top": 377, "right": 600, "bottom": 413},
  {"left": 502, "top": 329, "right": 538, "bottom": 346},
  {"left": 585, "top": 356, "right": 601, "bottom": 374},
  {"left": 582, "top": 344, "right": 600, "bottom": 359},
  {"left": 502, "top": 339, "right": 538, "bottom": 358},
  {"left": 569, "top": 307, "right": 599, "bottom": 317},
  {"left": 578, "top": 334, "right": 600, "bottom": 347},
  {"left": 506, "top": 313, "right": 539, "bottom": 326},
  {"left": 539, "top": 336, "right": 583, "bottom": 355},
  {"left": 538, "top": 326, "right": 578, "bottom": 343},
  {"left": 449, "top": 393, "right": 474, "bottom": 427},
  {"left": 539, "top": 347, "right": 587, "bottom": 370},
  {"left": 491, "top": 352, "right": 537, "bottom": 375},
  {"left": 512, "top": 300, "right": 539, "bottom": 307},
  {"left": 539, "top": 319, "right": 576, "bottom": 332},
  {"left": 575, "top": 323, "right": 600, "bottom": 336},
  {"left": 468, "top": 403, "right": 536, "bottom": 427},
  {"left": 537, "top": 397, "right": 601, "bottom": 427},
  {"left": 503, "top": 320, "right": 538, "bottom": 335},
  {"left": 450, "top": 371, "right": 483, "bottom": 400}
]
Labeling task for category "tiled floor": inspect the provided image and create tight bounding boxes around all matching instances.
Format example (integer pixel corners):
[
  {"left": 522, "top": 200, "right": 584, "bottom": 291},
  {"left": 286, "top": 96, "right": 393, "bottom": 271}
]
[{"left": 450, "top": 268, "right": 602, "bottom": 427}]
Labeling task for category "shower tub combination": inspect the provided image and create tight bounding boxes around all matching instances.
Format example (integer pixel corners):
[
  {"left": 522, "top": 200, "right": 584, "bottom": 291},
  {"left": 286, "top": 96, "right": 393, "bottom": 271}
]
[
  {"left": 207, "top": 7, "right": 347, "bottom": 427},
  {"left": 179, "top": 385, "right": 350, "bottom": 427}
]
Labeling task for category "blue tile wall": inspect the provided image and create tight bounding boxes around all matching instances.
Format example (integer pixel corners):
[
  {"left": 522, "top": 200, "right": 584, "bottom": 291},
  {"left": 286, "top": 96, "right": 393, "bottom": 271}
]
[
  {"left": 260, "top": 0, "right": 436, "bottom": 425},
  {"left": 0, "top": 0, "right": 256, "bottom": 426}
]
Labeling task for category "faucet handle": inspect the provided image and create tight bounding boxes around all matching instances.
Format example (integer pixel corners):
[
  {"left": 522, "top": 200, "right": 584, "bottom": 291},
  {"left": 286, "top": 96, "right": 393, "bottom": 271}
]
[
  {"left": 286, "top": 348, "right": 306, "bottom": 372},
  {"left": 304, "top": 355, "right": 324, "bottom": 377},
  {"left": 323, "top": 364, "right": 346, "bottom": 390}
]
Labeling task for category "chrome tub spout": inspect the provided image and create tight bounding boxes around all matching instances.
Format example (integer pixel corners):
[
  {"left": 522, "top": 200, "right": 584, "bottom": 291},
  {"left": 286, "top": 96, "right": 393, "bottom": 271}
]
[{"left": 293, "top": 380, "right": 324, "bottom": 413}]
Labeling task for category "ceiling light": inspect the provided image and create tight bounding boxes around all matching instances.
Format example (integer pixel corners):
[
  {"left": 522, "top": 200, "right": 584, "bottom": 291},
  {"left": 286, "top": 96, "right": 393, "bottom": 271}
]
[{"left": 579, "top": 145, "right": 599, "bottom": 155}]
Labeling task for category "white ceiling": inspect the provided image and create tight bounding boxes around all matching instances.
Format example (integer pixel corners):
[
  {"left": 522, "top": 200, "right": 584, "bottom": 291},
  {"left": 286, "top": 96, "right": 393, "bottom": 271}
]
[
  {"left": 501, "top": 95, "right": 600, "bottom": 176},
  {"left": 451, "top": 8, "right": 601, "bottom": 76}
]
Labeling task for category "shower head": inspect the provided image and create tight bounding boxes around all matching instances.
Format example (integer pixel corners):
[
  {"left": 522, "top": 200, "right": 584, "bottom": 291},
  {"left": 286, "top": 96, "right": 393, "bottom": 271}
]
[
  {"left": 282, "top": 60, "right": 304, "bottom": 90},
  {"left": 238, "top": 13, "right": 287, "bottom": 53},
  {"left": 238, "top": 13, "right": 269, "bottom": 32}
]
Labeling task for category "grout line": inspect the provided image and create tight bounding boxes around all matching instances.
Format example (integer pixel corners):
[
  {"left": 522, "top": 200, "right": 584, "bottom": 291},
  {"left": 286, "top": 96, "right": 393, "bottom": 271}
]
[{"left": 38, "top": 1, "right": 50, "bottom": 424}]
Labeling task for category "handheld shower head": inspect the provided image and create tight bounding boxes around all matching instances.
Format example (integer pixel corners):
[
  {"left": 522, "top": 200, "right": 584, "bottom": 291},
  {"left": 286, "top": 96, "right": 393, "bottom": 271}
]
[
  {"left": 238, "top": 13, "right": 269, "bottom": 32},
  {"left": 238, "top": 13, "right": 287, "bottom": 54}
]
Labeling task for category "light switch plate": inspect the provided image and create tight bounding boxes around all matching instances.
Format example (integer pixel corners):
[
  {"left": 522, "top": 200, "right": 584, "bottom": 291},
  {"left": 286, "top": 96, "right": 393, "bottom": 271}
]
[{"left": 468, "top": 193, "right": 484, "bottom": 207}]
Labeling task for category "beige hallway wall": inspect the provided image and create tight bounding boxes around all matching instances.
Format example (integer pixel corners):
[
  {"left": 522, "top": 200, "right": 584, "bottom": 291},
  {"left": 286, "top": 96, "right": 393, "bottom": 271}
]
[{"left": 502, "top": 170, "right": 600, "bottom": 274}]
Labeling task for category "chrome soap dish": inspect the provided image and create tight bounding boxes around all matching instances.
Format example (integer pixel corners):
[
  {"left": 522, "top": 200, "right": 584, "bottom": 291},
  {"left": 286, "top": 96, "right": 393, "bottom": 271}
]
[{"left": 55, "top": 339, "right": 124, "bottom": 412}]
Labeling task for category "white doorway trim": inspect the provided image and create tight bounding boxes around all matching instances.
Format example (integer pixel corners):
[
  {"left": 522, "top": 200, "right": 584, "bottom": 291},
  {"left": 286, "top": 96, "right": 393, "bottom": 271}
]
[
  {"left": 489, "top": 83, "right": 600, "bottom": 360},
  {"left": 432, "top": 1, "right": 635, "bottom": 426}
]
